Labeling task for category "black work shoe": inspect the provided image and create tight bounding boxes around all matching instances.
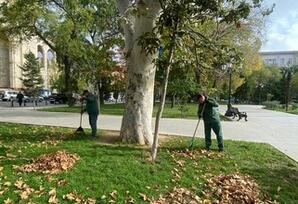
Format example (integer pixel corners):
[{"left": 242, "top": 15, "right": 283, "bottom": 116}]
[
  {"left": 218, "top": 148, "right": 224, "bottom": 152},
  {"left": 206, "top": 147, "right": 210, "bottom": 151}
]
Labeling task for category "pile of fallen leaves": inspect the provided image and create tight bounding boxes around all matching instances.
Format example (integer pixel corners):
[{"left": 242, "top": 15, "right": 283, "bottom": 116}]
[
  {"left": 149, "top": 173, "right": 278, "bottom": 204},
  {"left": 150, "top": 187, "right": 202, "bottom": 204},
  {"left": 18, "top": 150, "right": 79, "bottom": 174},
  {"left": 205, "top": 173, "right": 278, "bottom": 204}
]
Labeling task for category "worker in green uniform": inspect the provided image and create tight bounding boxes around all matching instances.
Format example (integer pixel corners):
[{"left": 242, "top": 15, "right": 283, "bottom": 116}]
[
  {"left": 197, "top": 94, "right": 224, "bottom": 151},
  {"left": 81, "top": 90, "right": 99, "bottom": 138}
]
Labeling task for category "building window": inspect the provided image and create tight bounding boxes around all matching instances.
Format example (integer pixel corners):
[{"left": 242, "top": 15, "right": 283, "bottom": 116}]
[
  {"left": 288, "top": 58, "right": 293, "bottom": 65},
  {"left": 272, "top": 59, "right": 277, "bottom": 65},
  {"left": 281, "top": 58, "right": 285, "bottom": 65}
]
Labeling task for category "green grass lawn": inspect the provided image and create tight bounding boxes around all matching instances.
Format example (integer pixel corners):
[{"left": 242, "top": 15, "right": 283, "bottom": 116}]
[
  {"left": 0, "top": 122, "right": 297, "bottom": 203},
  {"left": 265, "top": 107, "right": 298, "bottom": 115},
  {"left": 39, "top": 103, "right": 230, "bottom": 120},
  {"left": 40, "top": 103, "right": 125, "bottom": 115}
]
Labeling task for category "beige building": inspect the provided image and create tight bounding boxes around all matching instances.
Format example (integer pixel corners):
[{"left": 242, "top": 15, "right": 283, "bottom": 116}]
[
  {"left": 259, "top": 50, "right": 298, "bottom": 67},
  {"left": 0, "top": 37, "right": 54, "bottom": 89},
  {"left": 0, "top": 0, "right": 53, "bottom": 90}
]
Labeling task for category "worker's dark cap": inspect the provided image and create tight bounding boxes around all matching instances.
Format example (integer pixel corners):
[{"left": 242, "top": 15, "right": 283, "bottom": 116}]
[{"left": 197, "top": 93, "right": 205, "bottom": 100}]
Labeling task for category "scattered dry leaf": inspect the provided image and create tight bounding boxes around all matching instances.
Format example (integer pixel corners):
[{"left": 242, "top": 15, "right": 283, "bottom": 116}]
[
  {"left": 4, "top": 198, "right": 13, "bottom": 204},
  {"left": 49, "top": 188, "right": 56, "bottom": 196},
  {"left": 4, "top": 181, "right": 12, "bottom": 187},
  {"left": 6, "top": 153, "right": 17, "bottom": 158},
  {"left": 14, "top": 180, "right": 25, "bottom": 189},
  {"left": 110, "top": 190, "right": 117, "bottom": 199},
  {"left": 63, "top": 192, "right": 76, "bottom": 201},
  {"left": 139, "top": 193, "right": 149, "bottom": 201},
  {"left": 63, "top": 191, "right": 96, "bottom": 204},
  {"left": 48, "top": 188, "right": 58, "bottom": 204},
  {"left": 57, "top": 179, "right": 67, "bottom": 186},
  {"left": 151, "top": 187, "right": 201, "bottom": 204},
  {"left": 172, "top": 149, "right": 223, "bottom": 160},
  {"left": 85, "top": 198, "right": 96, "bottom": 204}
]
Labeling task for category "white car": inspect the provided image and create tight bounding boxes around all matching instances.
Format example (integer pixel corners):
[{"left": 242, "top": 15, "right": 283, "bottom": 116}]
[{"left": 0, "top": 90, "right": 18, "bottom": 101}]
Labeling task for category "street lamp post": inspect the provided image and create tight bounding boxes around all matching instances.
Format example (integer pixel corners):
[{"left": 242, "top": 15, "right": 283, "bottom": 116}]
[
  {"left": 227, "top": 67, "right": 232, "bottom": 108},
  {"left": 224, "top": 62, "right": 233, "bottom": 116},
  {"left": 258, "top": 83, "right": 264, "bottom": 105}
]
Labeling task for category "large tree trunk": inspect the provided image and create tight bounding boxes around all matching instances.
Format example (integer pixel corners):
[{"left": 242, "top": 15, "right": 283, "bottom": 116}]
[
  {"left": 171, "top": 94, "right": 176, "bottom": 108},
  {"left": 118, "top": 0, "right": 161, "bottom": 145},
  {"left": 96, "top": 82, "right": 101, "bottom": 112},
  {"left": 62, "top": 55, "right": 74, "bottom": 106},
  {"left": 97, "top": 79, "right": 105, "bottom": 105}
]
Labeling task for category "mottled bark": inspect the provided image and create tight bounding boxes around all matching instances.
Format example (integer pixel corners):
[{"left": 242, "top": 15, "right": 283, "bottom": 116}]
[{"left": 118, "top": 0, "right": 161, "bottom": 145}]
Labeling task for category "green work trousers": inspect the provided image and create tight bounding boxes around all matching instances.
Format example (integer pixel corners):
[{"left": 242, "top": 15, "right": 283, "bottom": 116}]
[{"left": 204, "top": 120, "right": 224, "bottom": 150}]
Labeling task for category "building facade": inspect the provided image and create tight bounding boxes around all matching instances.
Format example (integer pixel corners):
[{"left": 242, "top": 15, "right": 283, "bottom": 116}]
[
  {"left": 259, "top": 50, "right": 298, "bottom": 67},
  {"left": 0, "top": 37, "right": 54, "bottom": 89}
]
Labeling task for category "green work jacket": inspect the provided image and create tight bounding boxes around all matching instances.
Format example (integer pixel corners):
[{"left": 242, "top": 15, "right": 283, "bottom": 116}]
[
  {"left": 197, "top": 97, "right": 220, "bottom": 123},
  {"left": 85, "top": 94, "right": 99, "bottom": 115}
]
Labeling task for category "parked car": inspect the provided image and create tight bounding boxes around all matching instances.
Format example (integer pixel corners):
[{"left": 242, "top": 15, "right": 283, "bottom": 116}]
[
  {"left": 39, "top": 89, "right": 51, "bottom": 99},
  {"left": 23, "top": 95, "right": 30, "bottom": 103},
  {"left": 23, "top": 96, "right": 44, "bottom": 103},
  {"left": 0, "top": 90, "right": 18, "bottom": 101},
  {"left": 0, "top": 90, "right": 4, "bottom": 101},
  {"left": 48, "top": 93, "right": 68, "bottom": 104}
]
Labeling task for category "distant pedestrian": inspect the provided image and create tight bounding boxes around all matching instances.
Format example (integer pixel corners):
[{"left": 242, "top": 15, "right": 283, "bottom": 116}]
[
  {"left": 81, "top": 90, "right": 99, "bottom": 139},
  {"left": 16, "top": 91, "right": 24, "bottom": 107},
  {"left": 197, "top": 93, "right": 224, "bottom": 151}
]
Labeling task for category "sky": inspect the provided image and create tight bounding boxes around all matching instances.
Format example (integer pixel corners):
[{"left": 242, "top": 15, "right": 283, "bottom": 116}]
[{"left": 261, "top": 0, "right": 298, "bottom": 51}]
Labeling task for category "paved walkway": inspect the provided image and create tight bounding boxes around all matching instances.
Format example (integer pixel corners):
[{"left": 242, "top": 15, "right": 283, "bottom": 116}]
[{"left": 0, "top": 105, "right": 297, "bottom": 162}]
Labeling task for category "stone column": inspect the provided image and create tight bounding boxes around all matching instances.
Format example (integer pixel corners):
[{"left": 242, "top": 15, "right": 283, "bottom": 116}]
[
  {"left": 0, "top": 39, "right": 10, "bottom": 88},
  {"left": 43, "top": 46, "right": 48, "bottom": 88},
  {"left": 9, "top": 42, "right": 16, "bottom": 89}
]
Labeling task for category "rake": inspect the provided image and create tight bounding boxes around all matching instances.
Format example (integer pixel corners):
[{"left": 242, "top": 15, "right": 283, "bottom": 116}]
[
  {"left": 75, "top": 102, "right": 84, "bottom": 133},
  {"left": 188, "top": 103, "right": 206, "bottom": 148}
]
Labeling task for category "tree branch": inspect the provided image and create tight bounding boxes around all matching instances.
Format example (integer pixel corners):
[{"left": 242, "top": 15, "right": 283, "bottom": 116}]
[{"left": 34, "top": 25, "right": 56, "bottom": 52}]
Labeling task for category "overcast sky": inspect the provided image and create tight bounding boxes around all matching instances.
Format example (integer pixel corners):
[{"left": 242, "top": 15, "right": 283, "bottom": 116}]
[{"left": 261, "top": 0, "right": 298, "bottom": 51}]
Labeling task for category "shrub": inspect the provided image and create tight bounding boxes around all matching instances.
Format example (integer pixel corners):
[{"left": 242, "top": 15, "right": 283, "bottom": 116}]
[
  {"left": 178, "top": 104, "right": 190, "bottom": 118},
  {"left": 291, "top": 103, "right": 298, "bottom": 110},
  {"left": 262, "top": 101, "right": 282, "bottom": 109}
]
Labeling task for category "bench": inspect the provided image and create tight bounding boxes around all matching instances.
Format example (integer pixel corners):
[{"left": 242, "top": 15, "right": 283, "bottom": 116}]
[{"left": 225, "top": 105, "right": 248, "bottom": 121}]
